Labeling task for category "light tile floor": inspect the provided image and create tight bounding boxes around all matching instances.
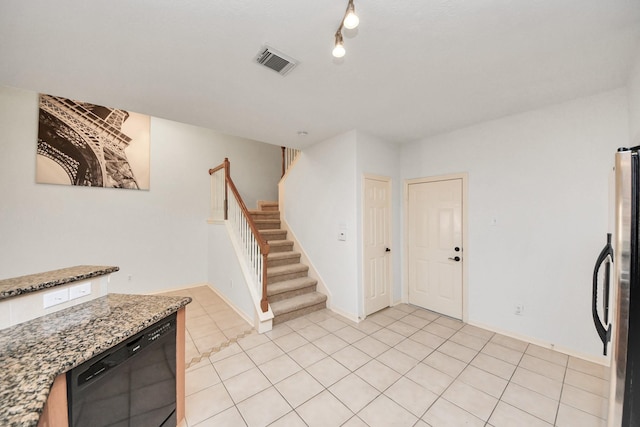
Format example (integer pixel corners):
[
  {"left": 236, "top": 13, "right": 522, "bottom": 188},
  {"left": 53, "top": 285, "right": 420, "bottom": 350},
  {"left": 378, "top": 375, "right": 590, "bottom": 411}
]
[
  {"left": 169, "top": 287, "right": 610, "bottom": 427},
  {"left": 165, "top": 286, "right": 255, "bottom": 366}
]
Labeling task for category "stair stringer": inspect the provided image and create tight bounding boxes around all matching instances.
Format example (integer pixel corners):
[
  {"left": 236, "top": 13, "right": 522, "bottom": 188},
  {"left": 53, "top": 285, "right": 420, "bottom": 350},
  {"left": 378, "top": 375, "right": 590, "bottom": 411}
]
[
  {"left": 223, "top": 221, "right": 274, "bottom": 333},
  {"left": 277, "top": 218, "right": 332, "bottom": 307}
]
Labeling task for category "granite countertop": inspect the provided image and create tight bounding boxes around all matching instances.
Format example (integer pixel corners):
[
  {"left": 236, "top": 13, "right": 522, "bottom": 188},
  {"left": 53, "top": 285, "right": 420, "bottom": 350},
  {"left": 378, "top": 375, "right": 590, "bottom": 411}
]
[
  {"left": 0, "top": 265, "right": 119, "bottom": 301},
  {"left": 0, "top": 293, "right": 191, "bottom": 427}
]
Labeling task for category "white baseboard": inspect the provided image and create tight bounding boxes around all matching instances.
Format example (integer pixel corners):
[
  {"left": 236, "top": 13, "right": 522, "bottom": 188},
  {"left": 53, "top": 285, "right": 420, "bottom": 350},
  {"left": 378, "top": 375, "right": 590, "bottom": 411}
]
[
  {"left": 329, "top": 306, "right": 360, "bottom": 324},
  {"left": 468, "top": 319, "right": 610, "bottom": 367},
  {"left": 205, "top": 284, "right": 254, "bottom": 326},
  {"left": 147, "top": 282, "right": 263, "bottom": 332},
  {"left": 146, "top": 282, "right": 209, "bottom": 295}
]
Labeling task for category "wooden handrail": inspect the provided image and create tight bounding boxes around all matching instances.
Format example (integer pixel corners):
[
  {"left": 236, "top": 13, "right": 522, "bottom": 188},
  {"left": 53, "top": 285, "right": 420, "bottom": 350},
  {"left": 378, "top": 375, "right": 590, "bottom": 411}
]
[
  {"left": 224, "top": 174, "right": 270, "bottom": 255},
  {"left": 209, "top": 159, "right": 230, "bottom": 220},
  {"left": 208, "top": 164, "right": 225, "bottom": 175},
  {"left": 209, "top": 158, "right": 270, "bottom": 312}
]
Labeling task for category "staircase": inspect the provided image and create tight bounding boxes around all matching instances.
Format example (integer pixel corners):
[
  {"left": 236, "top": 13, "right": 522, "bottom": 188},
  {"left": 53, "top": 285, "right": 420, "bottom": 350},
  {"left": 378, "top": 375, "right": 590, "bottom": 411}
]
[{"left": 251, "top": 201, "right": 327, "bottom": 324}]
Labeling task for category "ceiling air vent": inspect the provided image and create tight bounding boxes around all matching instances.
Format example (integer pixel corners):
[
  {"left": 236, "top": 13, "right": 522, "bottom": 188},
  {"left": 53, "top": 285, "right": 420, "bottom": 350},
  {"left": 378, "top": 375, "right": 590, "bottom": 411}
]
[{"left": 255, "top": 46, "right": 298, "bottom": 76}]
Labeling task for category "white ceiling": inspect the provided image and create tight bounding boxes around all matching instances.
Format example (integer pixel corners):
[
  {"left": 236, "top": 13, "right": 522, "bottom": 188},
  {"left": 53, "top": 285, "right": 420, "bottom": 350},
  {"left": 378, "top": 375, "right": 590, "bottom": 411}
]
[{"left": 1, "top": 1, "right": 639, "bottom": 148}]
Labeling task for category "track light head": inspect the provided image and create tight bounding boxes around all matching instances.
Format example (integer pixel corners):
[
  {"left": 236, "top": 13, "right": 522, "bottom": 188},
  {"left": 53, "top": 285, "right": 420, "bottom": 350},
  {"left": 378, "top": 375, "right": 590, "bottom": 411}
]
[
  {"left": 343, "top": 0, "right": 359, "bottom": 29},
  {"left": 332, "top": 0, "right": 360, "bottom": 58},
  {"left": 332, "top": 32, "right": 346, "bottom": 58}
]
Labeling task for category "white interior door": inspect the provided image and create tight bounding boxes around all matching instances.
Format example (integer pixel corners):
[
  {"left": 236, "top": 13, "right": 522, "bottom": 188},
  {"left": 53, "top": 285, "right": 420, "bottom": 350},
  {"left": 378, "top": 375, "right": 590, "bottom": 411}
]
[
  {"left": 408, "top": 178, "right": 463, "bottom": 319},
  {"left": 363, "top": 176, "right": 392, "bottom": 316}
]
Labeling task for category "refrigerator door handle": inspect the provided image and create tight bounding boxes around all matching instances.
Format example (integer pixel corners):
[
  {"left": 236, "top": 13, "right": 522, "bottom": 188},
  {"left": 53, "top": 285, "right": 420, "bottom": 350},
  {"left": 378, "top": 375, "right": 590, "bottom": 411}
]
[{"left": 592, "top": 233, "right": 613, "bottom": 356}]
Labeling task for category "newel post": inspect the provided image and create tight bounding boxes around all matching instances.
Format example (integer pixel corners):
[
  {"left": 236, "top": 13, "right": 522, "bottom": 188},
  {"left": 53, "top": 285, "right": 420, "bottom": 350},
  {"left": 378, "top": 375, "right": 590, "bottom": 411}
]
[
  {"left": 223, "top": 158, "right": 230, "bottom": 220},
  {"left": 281, "top": 146, "right": 286, "bottom": 178}
]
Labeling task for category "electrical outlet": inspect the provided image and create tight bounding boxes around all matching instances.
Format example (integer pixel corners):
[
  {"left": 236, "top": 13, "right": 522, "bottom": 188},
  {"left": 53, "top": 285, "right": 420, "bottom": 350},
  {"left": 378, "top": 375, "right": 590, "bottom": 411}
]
[
  {"left": 515, "top": 304, "right": 525, "bottom": 316},
  {"left": 69, "top": 282, "right": 91, "bottom": 300},
  {"left": 43, "top": 288, "right": 69, "bottom": 309}
]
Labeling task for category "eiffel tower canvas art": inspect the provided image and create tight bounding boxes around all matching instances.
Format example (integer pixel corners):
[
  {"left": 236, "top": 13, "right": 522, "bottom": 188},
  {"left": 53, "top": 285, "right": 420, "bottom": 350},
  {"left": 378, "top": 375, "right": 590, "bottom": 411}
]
[{"left": 36, "top": 94, "right": 150, "bottom": 190}]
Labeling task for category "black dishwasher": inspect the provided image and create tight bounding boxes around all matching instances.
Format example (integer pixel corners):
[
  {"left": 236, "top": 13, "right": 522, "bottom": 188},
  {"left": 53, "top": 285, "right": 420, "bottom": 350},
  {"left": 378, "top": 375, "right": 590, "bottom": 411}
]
[{"left": 67, "top": 313, "right": 177, "bottom": 427}]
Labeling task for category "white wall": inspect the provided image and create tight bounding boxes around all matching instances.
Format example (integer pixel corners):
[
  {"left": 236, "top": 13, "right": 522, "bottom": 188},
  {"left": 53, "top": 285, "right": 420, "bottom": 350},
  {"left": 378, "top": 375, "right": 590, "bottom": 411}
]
[
  {"left": 0, "top": 86, "right": 281, "bottom": 294},
  {"left": 207, "top": 223, "right": 254, "bottom": 320},
  {"left": 401, "top": 89, "right": 628, "bottom": 359},
  {"left": 629, "top": 43, "right": 640, "bottom": 145},
  {"left": 355, "top": 132, "right": 402, "bottom": 315},
  {"left": 283, "top": 131, "right": 359, "bottom": 316}
]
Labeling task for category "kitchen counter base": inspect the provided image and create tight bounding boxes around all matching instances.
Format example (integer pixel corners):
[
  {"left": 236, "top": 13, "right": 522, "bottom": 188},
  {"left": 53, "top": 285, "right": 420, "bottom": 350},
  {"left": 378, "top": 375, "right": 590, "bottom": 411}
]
[{"left": 0, "top": 293, "right": 191, "bottom": 427}]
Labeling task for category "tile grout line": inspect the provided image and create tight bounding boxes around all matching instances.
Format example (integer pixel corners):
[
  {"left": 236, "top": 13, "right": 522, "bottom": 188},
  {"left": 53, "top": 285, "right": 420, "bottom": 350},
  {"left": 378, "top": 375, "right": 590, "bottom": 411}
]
[
  {"left": 483, "top": 341, "right": 530, "bottom": 426},
  {"left": 209, "top": 314, "right": 480, "bottom": 425},
  {"left": 553, "top": 359, "right": 569, "bottom": 427},
  {"left": 272, "top": 310, "right": 407, "bottom": 426},
  {"left": 554, "top": 364, "right": 610, "bottom": 424},
  {"left": 418, "top": 325, "right": 497, "bottom": 424},
  {"left": 317, "top": 310, "right": 452, "bottom": 424},
  {"left": 185, "top": 327, "right": 255, "bottom": 369},
  {"left": 321, "top": 308, "right": 430, "bottom": 426},
  {"left": 184, "top": 297, "right": 608, "bottom": 427},
  {"left": 249, "top": 313, "right": 341, "bottom": 426}
]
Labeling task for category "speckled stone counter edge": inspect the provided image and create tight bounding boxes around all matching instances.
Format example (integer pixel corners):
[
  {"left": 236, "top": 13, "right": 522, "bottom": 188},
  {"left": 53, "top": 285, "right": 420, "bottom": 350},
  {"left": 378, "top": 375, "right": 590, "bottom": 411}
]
[
  {"left": 0, "top": 293, "right": 191, "bottom": 427},
  {"left": 0, "top": 265, "right": 120, "bottom": 300}
]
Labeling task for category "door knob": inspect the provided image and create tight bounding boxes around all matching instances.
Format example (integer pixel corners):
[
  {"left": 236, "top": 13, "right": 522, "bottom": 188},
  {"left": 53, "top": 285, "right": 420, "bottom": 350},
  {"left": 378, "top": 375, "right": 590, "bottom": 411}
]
[
  {"left": 448, "top": 256, "right": 461, "bottom": 262},
  {"left": 385, "top": 248, "right": 391, "bottom": 252},
  {"left": 454, "top": 247, "right": 461, "bottom": 252}
]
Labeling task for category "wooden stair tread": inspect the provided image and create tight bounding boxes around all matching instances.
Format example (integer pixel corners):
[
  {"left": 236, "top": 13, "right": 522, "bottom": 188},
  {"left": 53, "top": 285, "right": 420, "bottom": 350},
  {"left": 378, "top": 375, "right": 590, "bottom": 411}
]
[
  {"left": 271, "top": 292, "right": 327, "bottom": 316},
  {"left": 267, "top": 277, "right": 317, "bottom": 296}
]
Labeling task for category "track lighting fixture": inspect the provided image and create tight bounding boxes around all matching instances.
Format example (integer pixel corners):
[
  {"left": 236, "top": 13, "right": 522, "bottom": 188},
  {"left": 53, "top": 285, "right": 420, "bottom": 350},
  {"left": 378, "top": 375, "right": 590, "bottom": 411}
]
[
  {"left": 332, "top": 32, "right": 346, "bottom": 58},
  {"left": 343, "top": 0, "right": 360, "bottom": 30},
  {"left": 332, "top": 0, "right": 359, "bottom": 58}
]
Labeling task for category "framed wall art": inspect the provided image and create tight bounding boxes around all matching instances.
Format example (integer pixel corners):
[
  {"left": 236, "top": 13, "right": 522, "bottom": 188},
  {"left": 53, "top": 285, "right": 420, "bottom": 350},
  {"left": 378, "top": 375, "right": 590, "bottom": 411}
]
[{"left": 36, "top": 94, "right": 150, "bottom": 190}]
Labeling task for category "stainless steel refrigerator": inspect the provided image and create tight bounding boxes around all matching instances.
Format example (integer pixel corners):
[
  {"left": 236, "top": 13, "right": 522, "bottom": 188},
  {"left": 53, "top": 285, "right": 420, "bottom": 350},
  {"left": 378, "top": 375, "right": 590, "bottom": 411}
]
[{"left": 592, "top": 147, "right": 639, "bottom": 426}]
